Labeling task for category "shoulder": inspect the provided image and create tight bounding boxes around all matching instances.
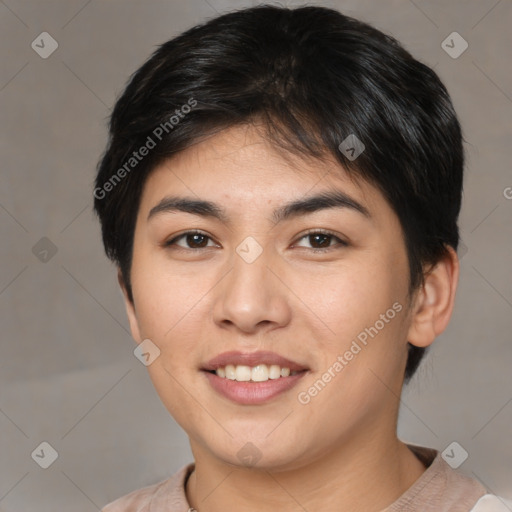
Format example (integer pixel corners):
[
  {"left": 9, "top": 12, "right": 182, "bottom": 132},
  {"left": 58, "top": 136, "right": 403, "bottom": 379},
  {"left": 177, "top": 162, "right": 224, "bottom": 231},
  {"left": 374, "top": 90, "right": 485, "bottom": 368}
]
[
  {"left": 470, "top": 494, "right": 512, "bottom": 511},
  {"left": 101, "top": 463, "right": 194, "bottom": 512},
  {"left": 388, "top": 443, "right": 489, "bottom": 511}
]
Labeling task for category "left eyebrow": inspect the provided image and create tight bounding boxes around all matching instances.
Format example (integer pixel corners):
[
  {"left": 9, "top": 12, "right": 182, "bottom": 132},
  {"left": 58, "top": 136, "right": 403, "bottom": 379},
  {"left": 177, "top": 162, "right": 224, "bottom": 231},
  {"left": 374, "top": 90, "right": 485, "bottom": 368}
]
[
  {"left": 147, "top": 190, "right": 371, "bottom": 224},
  {"left": 272, "top": 190, "right": 371, "bottom": 223}
]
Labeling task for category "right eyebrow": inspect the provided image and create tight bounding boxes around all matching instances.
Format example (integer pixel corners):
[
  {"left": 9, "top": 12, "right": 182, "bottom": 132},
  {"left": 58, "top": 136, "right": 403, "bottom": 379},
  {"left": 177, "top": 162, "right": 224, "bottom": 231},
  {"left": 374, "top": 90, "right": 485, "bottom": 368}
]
[{"left": 147, "top": 196, "right": 229, "bottom": 223}]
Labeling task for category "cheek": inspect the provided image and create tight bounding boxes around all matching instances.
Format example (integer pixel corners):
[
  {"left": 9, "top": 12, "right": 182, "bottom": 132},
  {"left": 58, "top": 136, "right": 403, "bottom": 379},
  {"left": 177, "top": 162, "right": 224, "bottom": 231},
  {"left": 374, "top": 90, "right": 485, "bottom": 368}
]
[
  {"left": 296, "top": 258, "right": 405, "bottom": 337},
  {"left": 291, "top": 252, "right": 410, "bottom": 395},
  {"left": 130, "top": 244, "right": 208, "bottom": 338},
  {"left": 130, "top": 262, "right": 210, "bottom": 423}
]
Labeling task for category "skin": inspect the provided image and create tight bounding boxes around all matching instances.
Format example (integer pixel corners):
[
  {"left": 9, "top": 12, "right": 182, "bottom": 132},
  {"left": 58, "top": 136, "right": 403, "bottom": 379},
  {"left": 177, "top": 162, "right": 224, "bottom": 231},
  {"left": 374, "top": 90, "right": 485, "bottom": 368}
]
[{"left": 119, "top": 124, "right": 459, "bottom": 512}]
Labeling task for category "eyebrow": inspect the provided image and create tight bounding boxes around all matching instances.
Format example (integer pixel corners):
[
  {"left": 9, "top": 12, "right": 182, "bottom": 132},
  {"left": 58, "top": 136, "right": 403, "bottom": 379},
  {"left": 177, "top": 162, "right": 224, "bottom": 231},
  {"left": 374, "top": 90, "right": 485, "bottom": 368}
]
[{"left": 147, "top": 190, "right": 371, "bottom": 224}]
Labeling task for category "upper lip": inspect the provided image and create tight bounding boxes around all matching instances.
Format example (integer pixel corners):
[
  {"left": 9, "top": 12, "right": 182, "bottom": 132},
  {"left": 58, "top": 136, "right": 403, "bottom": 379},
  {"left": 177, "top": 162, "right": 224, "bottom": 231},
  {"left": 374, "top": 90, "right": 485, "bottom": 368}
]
[{"left": 202, "top": 351, "right": 309, "bottom": 372}]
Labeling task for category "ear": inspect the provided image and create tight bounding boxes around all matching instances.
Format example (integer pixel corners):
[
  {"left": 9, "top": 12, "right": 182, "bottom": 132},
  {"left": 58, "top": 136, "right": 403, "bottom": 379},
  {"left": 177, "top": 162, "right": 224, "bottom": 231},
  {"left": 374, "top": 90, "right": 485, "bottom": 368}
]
[
  {"left": 118, "top": 269, "right": 143, "bottom": 343},
  {"left": 406, "top": 245, "right": 459, "bottom": 348}
]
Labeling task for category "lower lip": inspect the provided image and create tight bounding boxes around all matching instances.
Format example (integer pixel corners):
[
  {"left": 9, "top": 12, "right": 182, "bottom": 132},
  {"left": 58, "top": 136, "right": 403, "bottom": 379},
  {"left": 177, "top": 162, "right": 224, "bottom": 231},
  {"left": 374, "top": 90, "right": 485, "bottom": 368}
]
[{"left": 203, "top": 370, "right": 308, "bottom": 405}]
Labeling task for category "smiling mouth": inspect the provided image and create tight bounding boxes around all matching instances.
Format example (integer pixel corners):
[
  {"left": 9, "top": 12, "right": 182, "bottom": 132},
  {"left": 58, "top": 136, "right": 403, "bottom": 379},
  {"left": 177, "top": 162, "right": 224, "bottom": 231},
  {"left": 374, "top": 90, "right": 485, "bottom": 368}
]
[
  {"left": 205, "top": 364, "right": 307, "bottom": 382},
  {"left": 203, "top": 366, "right": 308, "bottom": 405}
]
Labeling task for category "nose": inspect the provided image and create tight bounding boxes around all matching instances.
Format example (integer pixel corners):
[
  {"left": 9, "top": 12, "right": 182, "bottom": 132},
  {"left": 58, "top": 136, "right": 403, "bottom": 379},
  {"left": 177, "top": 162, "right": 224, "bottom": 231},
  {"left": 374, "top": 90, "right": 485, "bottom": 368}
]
[{"left": 212, "top": 243, "right": 292, "bottom": 335}]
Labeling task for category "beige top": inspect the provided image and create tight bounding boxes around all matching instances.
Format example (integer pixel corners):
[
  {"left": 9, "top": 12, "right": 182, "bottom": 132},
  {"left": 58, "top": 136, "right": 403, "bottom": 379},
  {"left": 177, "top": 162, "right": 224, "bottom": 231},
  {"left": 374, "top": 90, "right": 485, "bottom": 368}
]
[{"left": 101, "top": 444, "right": 493, "bottom": 511}]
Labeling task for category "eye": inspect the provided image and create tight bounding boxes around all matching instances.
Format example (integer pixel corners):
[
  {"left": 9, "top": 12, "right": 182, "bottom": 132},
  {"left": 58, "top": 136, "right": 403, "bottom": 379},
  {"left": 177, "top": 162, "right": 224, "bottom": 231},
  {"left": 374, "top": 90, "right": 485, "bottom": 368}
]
[
  {"left": 293, "top": 230, "right": 348, "bottom": 252},
  {"left": 164, "top": 230, "right": 218, "bottom": 250},
  {"left": 163, "top": 229, "right": 348, "bottom": 253}
]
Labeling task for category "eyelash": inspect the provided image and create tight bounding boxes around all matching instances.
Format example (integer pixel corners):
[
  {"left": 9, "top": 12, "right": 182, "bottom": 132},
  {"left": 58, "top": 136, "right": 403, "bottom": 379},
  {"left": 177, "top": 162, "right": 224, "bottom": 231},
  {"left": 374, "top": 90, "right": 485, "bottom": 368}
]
[{"left": 163, "top": 229, "right": 348, "bottom": 253}]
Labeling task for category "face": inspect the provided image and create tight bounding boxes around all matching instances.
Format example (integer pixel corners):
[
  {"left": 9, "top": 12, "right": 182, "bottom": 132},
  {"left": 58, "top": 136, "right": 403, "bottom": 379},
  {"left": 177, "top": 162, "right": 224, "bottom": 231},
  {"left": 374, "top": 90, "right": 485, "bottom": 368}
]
[{"left": 122, "top": 124, "right": 418, "bottom": 471}]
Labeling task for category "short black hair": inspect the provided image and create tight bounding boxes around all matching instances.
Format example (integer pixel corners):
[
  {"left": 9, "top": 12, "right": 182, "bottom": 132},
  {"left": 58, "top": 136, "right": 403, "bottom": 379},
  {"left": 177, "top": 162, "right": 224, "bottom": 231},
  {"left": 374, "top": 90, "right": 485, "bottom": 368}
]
[{"left": 93, "top": 5, "right": 464, "bottom": 383}]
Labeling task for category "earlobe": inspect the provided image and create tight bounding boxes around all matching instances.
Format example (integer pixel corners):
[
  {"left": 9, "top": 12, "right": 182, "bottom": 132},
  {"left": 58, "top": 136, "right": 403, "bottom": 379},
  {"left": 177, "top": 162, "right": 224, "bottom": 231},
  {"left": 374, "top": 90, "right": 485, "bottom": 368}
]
[
  {"left": 117, "top": 269, "right": 142, "bottom": 343},
  {"left": 406, "top": 245, "right": 460, "bottom": 349}
]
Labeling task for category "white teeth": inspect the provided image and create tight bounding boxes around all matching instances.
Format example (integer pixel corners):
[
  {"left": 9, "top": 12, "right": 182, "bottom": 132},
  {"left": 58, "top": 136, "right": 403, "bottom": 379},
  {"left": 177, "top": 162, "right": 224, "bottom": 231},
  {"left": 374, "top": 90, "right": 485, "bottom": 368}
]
[
  {"left": 214, "top": 364, "right": 300, "bottom": 382},
  {"left": 235, "top": 365, "right": 252, "bottom": 381},
  {"left": 269, "top": 365, "right": 281, "bottom": 379},
  {"left": 251, "top": 364, "right": 269, "bottom": 382},
  {"left": 225, "top": 364, "right": 236, "bottom": 380}
]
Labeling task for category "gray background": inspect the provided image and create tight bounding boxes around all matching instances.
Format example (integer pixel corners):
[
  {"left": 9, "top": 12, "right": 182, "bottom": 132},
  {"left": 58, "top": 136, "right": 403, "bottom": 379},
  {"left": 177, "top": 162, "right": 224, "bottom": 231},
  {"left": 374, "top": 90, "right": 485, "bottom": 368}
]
[{"left": 1, "top": 0, "right": 511, "bottom": 510}]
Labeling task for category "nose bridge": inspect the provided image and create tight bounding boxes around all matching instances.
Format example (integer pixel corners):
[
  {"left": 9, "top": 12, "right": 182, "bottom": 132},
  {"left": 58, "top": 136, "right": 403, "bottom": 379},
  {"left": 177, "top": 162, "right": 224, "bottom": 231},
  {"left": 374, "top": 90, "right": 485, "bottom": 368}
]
[{"left": 212, "top": 235, "right": 290, "bottom": 332}]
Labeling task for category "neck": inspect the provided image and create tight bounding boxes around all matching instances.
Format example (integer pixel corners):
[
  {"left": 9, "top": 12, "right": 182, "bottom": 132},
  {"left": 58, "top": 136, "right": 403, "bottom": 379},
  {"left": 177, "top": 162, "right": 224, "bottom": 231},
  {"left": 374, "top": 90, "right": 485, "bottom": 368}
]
[{"left": 185, "top": 431, "right": 426, "bottom": 512}]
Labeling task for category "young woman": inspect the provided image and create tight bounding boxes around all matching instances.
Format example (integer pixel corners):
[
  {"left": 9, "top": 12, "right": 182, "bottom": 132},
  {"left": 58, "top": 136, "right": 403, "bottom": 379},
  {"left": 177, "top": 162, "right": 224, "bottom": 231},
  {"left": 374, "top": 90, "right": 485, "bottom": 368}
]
[{"left": 94, "top": 5, "right": 509, "bottom": 511}]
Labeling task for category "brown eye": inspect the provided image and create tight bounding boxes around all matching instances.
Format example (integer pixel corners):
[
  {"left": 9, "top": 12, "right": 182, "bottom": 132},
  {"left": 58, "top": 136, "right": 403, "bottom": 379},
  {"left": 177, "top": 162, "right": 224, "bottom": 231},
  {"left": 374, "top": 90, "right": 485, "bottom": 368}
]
[
  {"left": 294, "top": 230, "right": 348, "bottom": 251},
  {"left": 308, "top": 233, "right": 332, "bottom": 248},
  {"left": 165, "top": 230, "right": 216, "bottom": 250},
  {"left": 184, "top": 233, "right": 209, "bottom": 248}
]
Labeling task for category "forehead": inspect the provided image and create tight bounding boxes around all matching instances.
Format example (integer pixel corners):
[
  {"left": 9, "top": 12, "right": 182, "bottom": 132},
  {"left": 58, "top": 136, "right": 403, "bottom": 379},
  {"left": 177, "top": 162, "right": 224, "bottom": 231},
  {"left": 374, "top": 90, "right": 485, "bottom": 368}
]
[{"left": 137, "top": 124, "right": 388, "bottom": 222}]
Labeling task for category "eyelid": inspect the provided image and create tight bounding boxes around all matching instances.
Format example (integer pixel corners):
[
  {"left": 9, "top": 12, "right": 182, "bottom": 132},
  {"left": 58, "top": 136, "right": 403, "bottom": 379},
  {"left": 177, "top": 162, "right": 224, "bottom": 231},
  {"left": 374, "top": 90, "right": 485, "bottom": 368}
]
[
  {"left": 293, "top": 228, "right": 348, "bottom": 249},
  {"left": 164, "top": 228, "right": 348, "bottom": 252},
  {"left": 164, "top": 229, "right": 218, "bottom": 249}
]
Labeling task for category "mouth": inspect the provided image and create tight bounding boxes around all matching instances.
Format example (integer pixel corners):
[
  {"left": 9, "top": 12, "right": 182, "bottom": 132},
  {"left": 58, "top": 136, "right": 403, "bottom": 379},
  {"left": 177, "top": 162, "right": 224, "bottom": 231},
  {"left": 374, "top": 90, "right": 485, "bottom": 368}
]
[
  {"left": 201, "top": 350, "right": 309, "bottom": 404},
  {"left": 204, "top": 364, "right": 305, "bottom": 382}
]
